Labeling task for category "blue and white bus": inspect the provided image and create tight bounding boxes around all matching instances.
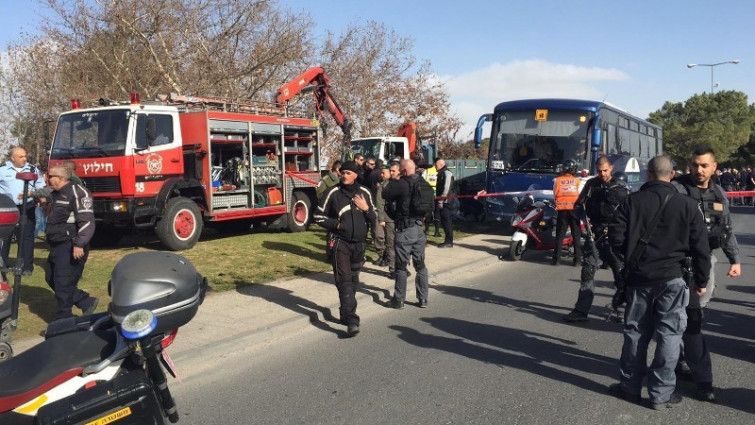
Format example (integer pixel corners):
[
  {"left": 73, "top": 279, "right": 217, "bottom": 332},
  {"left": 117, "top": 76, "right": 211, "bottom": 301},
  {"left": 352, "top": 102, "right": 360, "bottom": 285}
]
[{"left": 473, "top": 98, "right": 662, "bottom": 222}]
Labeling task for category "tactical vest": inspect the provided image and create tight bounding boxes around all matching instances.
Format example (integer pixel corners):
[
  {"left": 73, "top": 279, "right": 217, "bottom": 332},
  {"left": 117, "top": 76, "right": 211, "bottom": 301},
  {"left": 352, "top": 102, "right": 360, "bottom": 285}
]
[
  {"left": 681, "top": 179, "right": 727, "bottom": 249},
  {"left": 585, "top": 179, "right": 628, "bottom": 225}
]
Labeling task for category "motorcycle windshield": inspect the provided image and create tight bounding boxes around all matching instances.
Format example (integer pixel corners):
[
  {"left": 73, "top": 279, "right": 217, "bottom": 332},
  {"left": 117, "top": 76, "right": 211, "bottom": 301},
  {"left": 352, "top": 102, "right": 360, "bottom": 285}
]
[{"left": 51, "top": 109, "right": 130, "bottom": 159}]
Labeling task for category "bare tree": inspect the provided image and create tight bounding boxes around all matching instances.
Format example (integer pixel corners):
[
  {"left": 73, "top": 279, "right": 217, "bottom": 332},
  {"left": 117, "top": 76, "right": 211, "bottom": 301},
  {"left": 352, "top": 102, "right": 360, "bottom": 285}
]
[
  {"left": 0, "top": 1, "right": 462, "bottom": 163},
  {"left": 310, "top": 21, "right": 462, "bottom": 160}
]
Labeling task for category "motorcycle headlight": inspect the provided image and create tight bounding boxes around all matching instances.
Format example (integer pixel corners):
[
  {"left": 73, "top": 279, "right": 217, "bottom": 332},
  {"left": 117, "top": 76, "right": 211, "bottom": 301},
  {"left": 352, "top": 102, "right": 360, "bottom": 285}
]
[{"left": 511, "top": 216, "right": 522, "bottom": 226}]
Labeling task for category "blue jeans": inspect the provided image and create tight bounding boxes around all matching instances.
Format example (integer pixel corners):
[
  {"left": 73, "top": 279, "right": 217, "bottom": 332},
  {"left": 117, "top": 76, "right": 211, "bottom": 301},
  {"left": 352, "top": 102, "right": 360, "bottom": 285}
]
[
  {"left": 619, "top": 278, "right": 689, "bottom": 403},
  {"left": 35, "top": 206, "right": 46, "bottom": 236}
]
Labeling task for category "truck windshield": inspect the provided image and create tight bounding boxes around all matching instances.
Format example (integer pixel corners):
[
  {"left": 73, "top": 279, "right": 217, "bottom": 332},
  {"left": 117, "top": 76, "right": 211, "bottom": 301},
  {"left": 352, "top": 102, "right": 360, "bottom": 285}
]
[
  {"left": 342, "top": 138, "right": 382, "bottom": 162},
  {"left": 489, "top": 110, "right": 590, "bottom": 173},
  {"left": 50, "top": 110, "right": 130, "bottom": 159}
]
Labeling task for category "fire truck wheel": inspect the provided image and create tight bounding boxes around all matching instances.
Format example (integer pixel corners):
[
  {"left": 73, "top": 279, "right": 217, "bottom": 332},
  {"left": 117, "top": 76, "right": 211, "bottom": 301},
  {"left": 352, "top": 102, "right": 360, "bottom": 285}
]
[
  {"left": 0, "top": 342, "right": 12, "bottom": 361},
  {"left": 287, "top": 191, "right": 311, "bottom": 232},
  {"left": 156, "top": 197, "right": 203, "bottom": 250}
]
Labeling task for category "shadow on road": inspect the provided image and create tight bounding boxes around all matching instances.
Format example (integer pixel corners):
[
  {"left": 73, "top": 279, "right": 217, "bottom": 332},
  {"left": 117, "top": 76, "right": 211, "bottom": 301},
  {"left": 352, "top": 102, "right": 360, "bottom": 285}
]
[
  {"left": 390, "top": 317, "right": 615, "bottom": 395},
  {"left": 236, "top": 284, "right": 345, "bottom": 338},
  {"left": 432, "top": 283, "right": 616, "bottom": 328}
]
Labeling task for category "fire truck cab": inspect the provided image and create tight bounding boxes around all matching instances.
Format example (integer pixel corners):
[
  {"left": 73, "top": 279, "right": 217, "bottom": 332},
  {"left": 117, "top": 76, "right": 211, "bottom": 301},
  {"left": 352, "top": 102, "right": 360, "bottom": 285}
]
[{"left": 49, "top": 94, "right": 321, "bottom": 250}]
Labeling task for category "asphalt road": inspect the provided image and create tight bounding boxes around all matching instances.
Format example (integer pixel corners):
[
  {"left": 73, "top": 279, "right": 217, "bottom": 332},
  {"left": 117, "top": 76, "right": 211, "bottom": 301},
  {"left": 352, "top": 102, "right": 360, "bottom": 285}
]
[{"left": 170, "top": 207, "right": 755, "bottom": 425}]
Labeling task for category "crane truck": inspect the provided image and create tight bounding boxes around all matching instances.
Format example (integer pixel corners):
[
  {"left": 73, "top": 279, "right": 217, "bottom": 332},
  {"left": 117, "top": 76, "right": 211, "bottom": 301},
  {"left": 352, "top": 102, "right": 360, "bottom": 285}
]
[{"left": 343, "top": 121, "right": 437, "bottom": 166}]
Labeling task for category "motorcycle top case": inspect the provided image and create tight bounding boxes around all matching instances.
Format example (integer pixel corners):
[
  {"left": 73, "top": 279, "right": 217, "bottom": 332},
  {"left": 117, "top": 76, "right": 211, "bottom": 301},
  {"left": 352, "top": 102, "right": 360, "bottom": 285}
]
[
  {"left": 35, "top": 369, "right": 164, "bottom": 425},
  {"left": 109, "top": 252, "right": 206, "bottom": 335}
]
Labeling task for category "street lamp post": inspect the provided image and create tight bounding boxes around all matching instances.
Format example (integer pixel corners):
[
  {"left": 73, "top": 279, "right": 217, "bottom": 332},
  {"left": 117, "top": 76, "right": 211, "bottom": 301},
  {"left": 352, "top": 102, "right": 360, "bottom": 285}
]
[{"left": 687, "top": 60, "right": 740, "bottom": 93}]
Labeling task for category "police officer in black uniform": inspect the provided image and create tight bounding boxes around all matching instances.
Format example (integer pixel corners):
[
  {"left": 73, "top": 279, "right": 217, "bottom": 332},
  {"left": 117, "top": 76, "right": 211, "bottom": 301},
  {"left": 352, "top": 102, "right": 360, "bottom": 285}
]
[
  {"left": 44, "top": 164, "right": 98, "bottom": 320},
  {"left": 314, "top": 161, "right": 376, "bottom": 337},
  {"left": 672, "top": 146, "right": 741, "bottom": 402},
  {"left": 382, "top": 159, "right": 430, "bottom": 309},
  {"left": 563, "top": 155, "right": 629, "bottom": 322}
]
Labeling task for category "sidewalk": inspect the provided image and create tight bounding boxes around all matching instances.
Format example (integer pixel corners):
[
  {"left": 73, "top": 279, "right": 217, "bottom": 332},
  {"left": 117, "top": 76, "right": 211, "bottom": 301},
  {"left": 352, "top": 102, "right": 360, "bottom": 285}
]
[{"left": 12, "top": 232, "right": 506, "bottom": 364}]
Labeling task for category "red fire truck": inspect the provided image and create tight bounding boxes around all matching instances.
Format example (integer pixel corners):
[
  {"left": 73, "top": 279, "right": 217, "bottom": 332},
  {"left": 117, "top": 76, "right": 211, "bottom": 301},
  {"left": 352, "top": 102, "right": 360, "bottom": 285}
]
[{"left": 48, "top": 93, "right": 322, "bottom": 250}]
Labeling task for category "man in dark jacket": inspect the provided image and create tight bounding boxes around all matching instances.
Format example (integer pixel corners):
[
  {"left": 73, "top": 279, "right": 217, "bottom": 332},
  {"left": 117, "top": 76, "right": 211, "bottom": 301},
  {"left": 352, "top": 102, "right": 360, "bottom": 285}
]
[
  {"left": 563, "top": 155, "right": 628, "bottom": 322},
  {"left": 381, "top": 159, "right": 430, "bottom": 309},
  {"left": 608, "top": 155, "right": 710, "bottom": 409},
  {"left": 434, "top": 158, "right": 456, "bottom": 248},
  {"left": 44, "top": 164, "right": 98, "bottom": 320},
  {"left": 314, "top": 161, "right": 376, "bottom": 337},
  {"left": 672, "top": 146, "right": 741, "bottom": 402}
]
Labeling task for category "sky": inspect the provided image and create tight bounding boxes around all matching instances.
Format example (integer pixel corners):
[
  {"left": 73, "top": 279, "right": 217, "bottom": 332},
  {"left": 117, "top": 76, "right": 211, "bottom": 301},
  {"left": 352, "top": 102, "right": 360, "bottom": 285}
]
[{"left": 2, "top": 0, "right": 754, "bottom": 141}]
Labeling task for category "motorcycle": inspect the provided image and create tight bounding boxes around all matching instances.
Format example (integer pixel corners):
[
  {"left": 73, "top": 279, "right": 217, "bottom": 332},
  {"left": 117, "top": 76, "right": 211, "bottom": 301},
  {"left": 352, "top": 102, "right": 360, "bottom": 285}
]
[
  {"left": 506, "top": 192, "right": 582, "bottom": 261},
  {"left": 0, "top": 250, "right": 208, "bottom": 425}
]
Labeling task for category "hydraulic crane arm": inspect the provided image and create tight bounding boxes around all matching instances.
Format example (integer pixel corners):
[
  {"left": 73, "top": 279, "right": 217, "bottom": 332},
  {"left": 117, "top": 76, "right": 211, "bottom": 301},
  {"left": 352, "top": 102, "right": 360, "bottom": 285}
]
[{"left": 276, "top": 67, "right": 352, "bottom": 142}]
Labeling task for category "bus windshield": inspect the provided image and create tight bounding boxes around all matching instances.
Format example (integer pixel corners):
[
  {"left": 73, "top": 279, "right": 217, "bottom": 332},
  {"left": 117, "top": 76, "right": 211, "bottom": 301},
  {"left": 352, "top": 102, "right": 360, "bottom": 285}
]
[
  {"left": 50, "top": 110, "right": 130, "bottom": 159},
  {"left": 490, "top": 109, "right": 591, "bottom": 173}
]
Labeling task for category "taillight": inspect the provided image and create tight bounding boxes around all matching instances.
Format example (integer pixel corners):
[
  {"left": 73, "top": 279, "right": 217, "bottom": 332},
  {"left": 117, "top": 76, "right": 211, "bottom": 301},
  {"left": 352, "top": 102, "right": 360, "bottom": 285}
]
[
  {"left": 130, "top": 93, "right": 141, "bottom": 105},
  {"left": 161, "top": 328, "right": 179, "bottom": 348},
  {"left": 71, "top": 99, "right": 81, "bottom": 110},
  {"left": 0, "top": 282, "right": 11, "bottom": 304},
  {"left": 0, "top": 207, "right": 19, "bottom": 226}
]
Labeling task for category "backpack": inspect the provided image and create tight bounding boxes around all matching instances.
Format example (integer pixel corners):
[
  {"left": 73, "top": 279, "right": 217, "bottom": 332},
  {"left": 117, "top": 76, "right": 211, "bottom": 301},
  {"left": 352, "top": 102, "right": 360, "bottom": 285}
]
[{"left": 409, "top": 176, "right": 435, "bottom": 217}]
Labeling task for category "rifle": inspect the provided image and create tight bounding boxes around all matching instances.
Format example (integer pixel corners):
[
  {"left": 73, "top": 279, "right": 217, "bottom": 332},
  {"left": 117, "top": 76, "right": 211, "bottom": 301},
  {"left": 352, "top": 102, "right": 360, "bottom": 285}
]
[{"left": 578, "top": 200, "right": 600, "bottom": 269}]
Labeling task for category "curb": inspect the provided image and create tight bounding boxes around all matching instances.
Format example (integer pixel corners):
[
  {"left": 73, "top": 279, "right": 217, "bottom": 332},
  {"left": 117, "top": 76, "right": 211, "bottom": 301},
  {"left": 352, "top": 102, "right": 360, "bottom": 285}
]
[{"left": 172, "top": 252, "right": 502, "bottom": 364}]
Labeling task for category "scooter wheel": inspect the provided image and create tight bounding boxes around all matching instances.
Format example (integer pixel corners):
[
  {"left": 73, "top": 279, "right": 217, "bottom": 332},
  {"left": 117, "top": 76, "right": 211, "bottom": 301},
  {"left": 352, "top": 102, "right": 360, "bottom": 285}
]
[
  {"left": 0, "top": 342, "right": 13, "bottom": 362},
  {"left": 509, "top": 240, "right": 524, "bottom": 261}
]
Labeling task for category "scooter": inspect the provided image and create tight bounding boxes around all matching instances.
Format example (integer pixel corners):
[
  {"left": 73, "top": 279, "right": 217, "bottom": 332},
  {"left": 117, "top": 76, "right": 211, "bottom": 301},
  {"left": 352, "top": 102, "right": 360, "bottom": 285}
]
[
  {"left": 506, "top": 193, "right": 581, "bottom": 261},
  {"left": 0, "top": 250, "right": 208, "bottom": 424}
]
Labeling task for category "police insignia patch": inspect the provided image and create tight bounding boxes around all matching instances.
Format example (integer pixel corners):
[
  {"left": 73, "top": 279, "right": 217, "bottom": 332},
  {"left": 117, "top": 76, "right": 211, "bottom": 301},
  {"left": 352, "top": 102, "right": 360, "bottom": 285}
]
[{"left": 82, "top": 197, "right": 93, "bottom": 210}]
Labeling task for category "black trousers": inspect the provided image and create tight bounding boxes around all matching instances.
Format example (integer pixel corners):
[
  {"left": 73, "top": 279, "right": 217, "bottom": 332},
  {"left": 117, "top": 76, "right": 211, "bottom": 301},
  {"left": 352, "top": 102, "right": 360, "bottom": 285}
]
[
  {"left": 554, "top": 209, "right": 582, "bottom": 261},
  {"left": 439, "top": 204, "right": 454, "bottom": 244},
  {"left": 1, "top": 203, "right": 36, "bottom": 272},
  {"left": 45, "top": 240, "right": 94, "bottom": 320},
  {"left": 332, "top": 239, "right": 365, "bottom": 326}
]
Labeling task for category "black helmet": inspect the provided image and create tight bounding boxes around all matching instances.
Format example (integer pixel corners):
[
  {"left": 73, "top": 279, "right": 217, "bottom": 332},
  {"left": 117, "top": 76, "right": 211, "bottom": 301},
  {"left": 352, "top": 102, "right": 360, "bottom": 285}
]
[{"left": 562, "top": 159, "right": 578, "bottom": 174}]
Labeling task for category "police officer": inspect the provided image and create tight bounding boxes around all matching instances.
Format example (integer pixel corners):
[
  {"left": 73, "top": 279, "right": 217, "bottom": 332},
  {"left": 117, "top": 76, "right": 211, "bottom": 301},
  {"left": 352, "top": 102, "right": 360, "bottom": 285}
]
[
  {"left": 44, "top": 164, "right": 98, "bottom": 320},
  {"left": 382, "top": 159, "right": 430, "bottom": 309},
  {"left": 314, "top": 161, "right": 376, "bottom": 337},
  {"left": 563, "top": 155, "right": 628, "bottom": 322},
  {"left": 375, "top": 165, "right": 395, "bottom": 270},
  {"left": 435, "top": 158, "right": 456, "bottom": 248},
  {"left": 0, "top": 146, "right": 47, "bottom": 275},
  {"left": 672, "top": 146, "right": 741, "bottom": 402},
  {"left": 422, "top": 162, "right": 440, "bottom": 237},
  {"left": 552, "top": 159, "right": 582, "bottom": 265},
  {"left": 316, "top": 160, "right": 341, "bottom": 200},
  {"left": 608, "top": 155, "right": 711, "bottom": 409}
]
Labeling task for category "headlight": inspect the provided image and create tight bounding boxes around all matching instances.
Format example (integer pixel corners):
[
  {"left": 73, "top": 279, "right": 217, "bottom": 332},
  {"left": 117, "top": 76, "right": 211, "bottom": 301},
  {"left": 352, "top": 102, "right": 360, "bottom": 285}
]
[
  {"left": 110, "top": 201, "right": 129, "bottom": 212},
  {"left": 511, "top": 216, "right": 522, "bottom": 226}
]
